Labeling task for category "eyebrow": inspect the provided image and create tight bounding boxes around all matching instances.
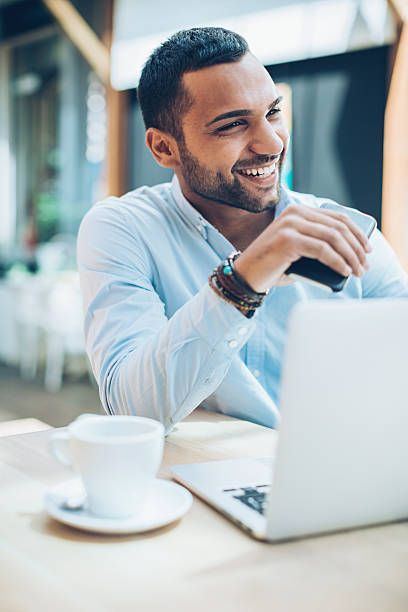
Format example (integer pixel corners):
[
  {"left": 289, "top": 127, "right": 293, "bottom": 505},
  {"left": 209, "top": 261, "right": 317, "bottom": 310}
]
[{"left": 205, "top": 96, "right": 283, "bottom": 127}]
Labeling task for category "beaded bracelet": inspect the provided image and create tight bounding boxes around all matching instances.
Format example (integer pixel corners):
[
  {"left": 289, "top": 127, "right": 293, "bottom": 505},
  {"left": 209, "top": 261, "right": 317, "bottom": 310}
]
[
  {"left": 208, "top": 272, "right": 257, "bottom": 319},
  {"left": 218, "top": 252, "right": 267, "bottom": 304},
  {"left": 208, "top": 252, "right": 268, "bottom": 318},
  {"left": 222, "top": 252, "right": 266, "bottom": 299}
]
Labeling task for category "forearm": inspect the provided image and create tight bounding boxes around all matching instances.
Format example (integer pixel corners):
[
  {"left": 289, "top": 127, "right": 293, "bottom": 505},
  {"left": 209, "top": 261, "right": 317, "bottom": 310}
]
[{"left": 90, "top": 284, "right": 256, "bottom": 433}]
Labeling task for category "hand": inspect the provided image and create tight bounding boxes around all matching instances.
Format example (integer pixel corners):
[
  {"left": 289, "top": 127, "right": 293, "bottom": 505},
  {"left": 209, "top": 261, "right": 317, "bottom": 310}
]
[{"left": 234, "top": 204, "right": 372, "bottom": 293}]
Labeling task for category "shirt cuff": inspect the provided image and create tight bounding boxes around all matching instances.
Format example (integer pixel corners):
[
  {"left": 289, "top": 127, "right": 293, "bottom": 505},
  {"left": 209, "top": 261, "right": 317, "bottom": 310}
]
[{"left": 189, "top": 282, "right": 258, "bottom": 354}]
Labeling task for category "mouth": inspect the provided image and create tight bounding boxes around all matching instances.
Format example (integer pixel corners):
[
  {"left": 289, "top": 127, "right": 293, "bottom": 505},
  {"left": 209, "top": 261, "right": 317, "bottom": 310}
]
[{"left": 235, "top": 160, "right": 279, "bottom": 185}]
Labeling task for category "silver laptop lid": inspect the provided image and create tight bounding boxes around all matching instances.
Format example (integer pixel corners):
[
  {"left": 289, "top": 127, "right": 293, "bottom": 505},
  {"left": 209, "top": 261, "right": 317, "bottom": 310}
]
[{"left": 266, "top": 298, "right": 408, "bottom": 540}]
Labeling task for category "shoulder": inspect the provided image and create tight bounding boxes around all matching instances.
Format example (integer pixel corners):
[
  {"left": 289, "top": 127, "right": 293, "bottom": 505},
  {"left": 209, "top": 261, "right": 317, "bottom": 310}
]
[
  {"left": 83, "top": 181, "right": 173, "bottom": 225},
  {"left": 78, "top": 182, "right": 176, "bottom": 245},
  {"left": 77, "top": 182, "right": 175, "bottom": 269}
]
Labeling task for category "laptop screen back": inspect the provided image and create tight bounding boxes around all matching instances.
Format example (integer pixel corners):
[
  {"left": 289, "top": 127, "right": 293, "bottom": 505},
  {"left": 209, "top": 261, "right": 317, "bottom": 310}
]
[{"left": 266, "top": 298, "right": 408, "bottom": 540}]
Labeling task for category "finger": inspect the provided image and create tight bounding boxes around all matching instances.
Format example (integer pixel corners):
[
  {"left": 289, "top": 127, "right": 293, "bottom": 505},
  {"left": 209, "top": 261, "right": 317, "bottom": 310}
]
[
  {"left": 294, "top": 234, "right": 355, "bottom": 278},
  {"left": 312, "top": 208, "right": 371, "bottom": 253},
  {"left": 325, "top": 218, "right": 369, "bottom": 269},
  {"left": 281, "top": 204, "right": 371, "bottom": 255},
  {"left": 291, "top": 218, "right": 367, "bottom": 277}
]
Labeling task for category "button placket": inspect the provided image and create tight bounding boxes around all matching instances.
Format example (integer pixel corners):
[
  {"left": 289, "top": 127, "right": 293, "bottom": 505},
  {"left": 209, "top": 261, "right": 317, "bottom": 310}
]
[{"left": 238, "top": 326, "right": 248, "bottom": 336}]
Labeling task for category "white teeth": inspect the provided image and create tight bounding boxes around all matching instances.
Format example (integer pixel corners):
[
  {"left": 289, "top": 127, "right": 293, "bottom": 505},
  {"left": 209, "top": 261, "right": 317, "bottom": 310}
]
[{"left": 239, "top": 162, "right": 277, "bottom": 176}]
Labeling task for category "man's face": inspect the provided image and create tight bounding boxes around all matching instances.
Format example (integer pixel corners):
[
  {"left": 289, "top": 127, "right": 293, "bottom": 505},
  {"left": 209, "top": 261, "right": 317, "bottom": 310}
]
[{"left": 175, "top": 53, "right": 289, "bottom": 213}]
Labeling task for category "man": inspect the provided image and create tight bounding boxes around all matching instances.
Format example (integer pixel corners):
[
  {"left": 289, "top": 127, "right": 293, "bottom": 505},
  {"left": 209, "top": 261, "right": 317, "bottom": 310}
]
[{"left": 77, "top": 27, "right": 408, "bottom": 433}]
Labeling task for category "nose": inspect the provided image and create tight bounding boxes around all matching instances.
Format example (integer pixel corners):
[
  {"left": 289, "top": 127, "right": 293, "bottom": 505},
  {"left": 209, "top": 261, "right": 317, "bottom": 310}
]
[{"left": 248, "top": 118, "right": 286, "bottom": 157}]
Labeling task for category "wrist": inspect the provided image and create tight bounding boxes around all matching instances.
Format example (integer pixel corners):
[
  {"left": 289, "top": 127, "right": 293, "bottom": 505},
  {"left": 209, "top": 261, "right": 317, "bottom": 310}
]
[
  {"left": 233, "top": 254, "right": 270, "bottom": 293},
  {"left": 208, "top": 252, "right": 267, "bottom": 319}
]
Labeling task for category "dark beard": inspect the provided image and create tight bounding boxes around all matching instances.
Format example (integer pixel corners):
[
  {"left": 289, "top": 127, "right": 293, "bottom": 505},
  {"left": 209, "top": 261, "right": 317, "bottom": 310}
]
[{"left": 177, "top": 140, "right": 284, "bottom": 213}]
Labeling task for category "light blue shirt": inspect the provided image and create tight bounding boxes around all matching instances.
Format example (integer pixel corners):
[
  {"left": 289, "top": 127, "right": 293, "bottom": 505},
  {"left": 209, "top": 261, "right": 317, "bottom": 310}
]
[{"left": 77, "top": 176, "right": 408, "bottom": 433}]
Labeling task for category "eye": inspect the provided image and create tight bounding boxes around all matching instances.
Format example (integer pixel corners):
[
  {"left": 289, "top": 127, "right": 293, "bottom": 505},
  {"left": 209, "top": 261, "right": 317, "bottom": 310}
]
[
  {"left": 216, "top": 120, "right": 246, "bottom": 133},
  {"left": 267, "top": 107, "right": 282, "bottom": 118}
]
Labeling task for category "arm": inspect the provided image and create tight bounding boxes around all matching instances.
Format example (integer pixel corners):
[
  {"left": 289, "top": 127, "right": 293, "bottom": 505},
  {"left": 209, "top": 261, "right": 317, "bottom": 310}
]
[
  {"left": 361, "top": 229, "right": 408, "bottom": 297},
  {"left": 77, "top": 205, "right": 259, "bottom": 434}
]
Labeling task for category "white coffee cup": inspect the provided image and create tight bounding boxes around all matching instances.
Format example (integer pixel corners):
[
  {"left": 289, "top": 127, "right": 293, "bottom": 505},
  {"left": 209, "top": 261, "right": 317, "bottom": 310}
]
[{"left": 49, "top": 415, "right": 164, "bottom": 518}]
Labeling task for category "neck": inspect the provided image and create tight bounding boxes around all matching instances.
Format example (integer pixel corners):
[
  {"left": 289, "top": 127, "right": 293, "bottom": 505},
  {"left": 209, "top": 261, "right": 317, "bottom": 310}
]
[
  {"left": 200, "top": 203, "right": 275, "bottom": 251},
  {"left": 176, "top": 175, "right": 276, "bottom": 251}
]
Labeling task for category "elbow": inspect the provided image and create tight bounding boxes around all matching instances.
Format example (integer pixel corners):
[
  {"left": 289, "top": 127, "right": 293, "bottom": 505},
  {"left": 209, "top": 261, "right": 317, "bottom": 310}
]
[{"left": 103, "top": 357, "right": 176, "bottom": 434}]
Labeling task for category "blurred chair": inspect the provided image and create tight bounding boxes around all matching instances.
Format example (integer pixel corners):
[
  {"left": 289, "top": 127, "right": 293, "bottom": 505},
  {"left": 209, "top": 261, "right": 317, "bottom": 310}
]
[
  {"left": 14, "top": 275, "right": 51, "bottom": 380},
  {"left": 36, "top": 234, "right": 77, "bottom": 274},
  {"left": 0, "top": 281, "right": 19, "bottom": 365},
  {"left": 12, "top": 266, "right": 92, "bottom": 392},
  {"left": 43, "top": 276, "right": 90, "bottom": 392}
]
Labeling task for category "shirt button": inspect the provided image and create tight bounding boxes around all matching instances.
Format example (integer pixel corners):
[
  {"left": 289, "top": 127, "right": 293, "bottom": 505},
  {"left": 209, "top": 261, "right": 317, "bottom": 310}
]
[
  {"left": 228, "top": 340, "right": 238, "bottom": 349},
  {"left": 253, "top": 369, "right": 260, "bottom": 377},
  {"left": 238, "top": 327, "right": 248, "bottom": 336}
]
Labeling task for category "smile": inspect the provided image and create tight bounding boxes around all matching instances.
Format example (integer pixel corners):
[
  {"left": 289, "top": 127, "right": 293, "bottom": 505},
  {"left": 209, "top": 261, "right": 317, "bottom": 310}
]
[{"left": 236, "top": 161, "right": 278, "bottom": 177}]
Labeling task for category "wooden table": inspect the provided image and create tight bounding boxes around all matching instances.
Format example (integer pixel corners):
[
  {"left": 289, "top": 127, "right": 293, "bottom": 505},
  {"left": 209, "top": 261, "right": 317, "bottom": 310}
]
[
  {"left": 0, "top": 409, "right": 407, "bottom": 612},
  {"left": 0, "top": 417, "right": 52, "bottom": 437}
]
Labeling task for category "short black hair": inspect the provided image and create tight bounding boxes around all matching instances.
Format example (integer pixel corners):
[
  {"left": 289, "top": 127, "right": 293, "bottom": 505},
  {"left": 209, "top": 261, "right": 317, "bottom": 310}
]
[{"left": 137, "top": 27, "right": 249, "bottom": 140}]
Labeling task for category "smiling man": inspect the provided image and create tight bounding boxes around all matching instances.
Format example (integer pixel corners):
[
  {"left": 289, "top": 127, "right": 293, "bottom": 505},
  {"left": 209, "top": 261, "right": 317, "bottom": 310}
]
[{"left": 77, "top": 27, "right": 408, "bottom": 432}]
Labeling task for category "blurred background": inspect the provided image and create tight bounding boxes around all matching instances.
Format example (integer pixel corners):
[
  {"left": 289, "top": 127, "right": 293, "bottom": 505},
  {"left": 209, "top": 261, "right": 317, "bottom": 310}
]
[{"left": 0, "top": 0, "right": 406, "bottom": 429}]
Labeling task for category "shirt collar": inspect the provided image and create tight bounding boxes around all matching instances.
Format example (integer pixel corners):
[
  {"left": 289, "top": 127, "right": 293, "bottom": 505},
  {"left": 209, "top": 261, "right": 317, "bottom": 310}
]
[
  {"left": 171, "top": 175, "right": 208, "bottom": 238},
  {"left": 274, "top": 185, "right": 292, "bottom": 218}
]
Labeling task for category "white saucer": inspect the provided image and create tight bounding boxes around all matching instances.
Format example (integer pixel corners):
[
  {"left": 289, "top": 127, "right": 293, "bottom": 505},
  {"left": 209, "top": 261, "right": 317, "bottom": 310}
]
[{"left": 44, "top": 478, "right": 193, "bottom": 535}]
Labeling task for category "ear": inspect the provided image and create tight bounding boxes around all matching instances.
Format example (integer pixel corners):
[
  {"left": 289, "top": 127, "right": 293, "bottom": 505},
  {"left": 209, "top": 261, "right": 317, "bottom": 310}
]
[{"left": 145, "top": 128, "right": 180, "bottom": 168}]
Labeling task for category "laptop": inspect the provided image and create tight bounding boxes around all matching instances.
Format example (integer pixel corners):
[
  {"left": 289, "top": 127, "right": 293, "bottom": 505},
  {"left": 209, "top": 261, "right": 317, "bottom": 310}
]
[{"left": 171, "top": 298, "right": 408, "bottom": 541}]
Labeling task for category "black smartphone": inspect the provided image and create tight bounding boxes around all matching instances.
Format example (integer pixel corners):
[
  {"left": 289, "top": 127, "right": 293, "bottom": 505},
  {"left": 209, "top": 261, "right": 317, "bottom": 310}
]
[{"left": 285, "top": 202, "right": 377, "bottom": 292}]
